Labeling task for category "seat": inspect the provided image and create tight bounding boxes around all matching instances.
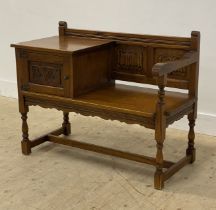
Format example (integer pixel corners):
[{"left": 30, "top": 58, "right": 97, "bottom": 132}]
[{"left": 76, "top": 84, "right": 193, "bottom": 118}]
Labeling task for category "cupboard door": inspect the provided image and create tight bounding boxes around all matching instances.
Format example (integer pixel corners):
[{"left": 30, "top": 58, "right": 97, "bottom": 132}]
[{"left": 17, "top": 49, "right": 72, "bottom": 97}]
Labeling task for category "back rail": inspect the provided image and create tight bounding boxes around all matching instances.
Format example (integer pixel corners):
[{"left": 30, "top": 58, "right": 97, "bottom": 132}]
[
  {"left": 58, "top": 21, "right": 199, "bottom": 90},
  {"left": 65, "top": 28, "right": 191, "bottom": 48}
]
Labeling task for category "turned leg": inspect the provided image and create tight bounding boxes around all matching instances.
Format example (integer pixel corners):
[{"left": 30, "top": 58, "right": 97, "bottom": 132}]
[
  {"left": 21, "top": 112, "right": 31, "bottom": 155},
  {"left": 62, "top": 112, "right": 71, "bottom": 136},
  {"left": 186, "top": 113, "right": 196, "bottom": 163},
  {"left": 154, "top": 76, "right": 166, "bottom": 190},
  {"left": 154, "top": 140, "right": 165, "bottom": 190}
]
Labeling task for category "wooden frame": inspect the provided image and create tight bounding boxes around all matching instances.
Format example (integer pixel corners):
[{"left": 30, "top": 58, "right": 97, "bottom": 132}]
[{"left": 11, "top": 21, "right": 200, "bottom": 190}]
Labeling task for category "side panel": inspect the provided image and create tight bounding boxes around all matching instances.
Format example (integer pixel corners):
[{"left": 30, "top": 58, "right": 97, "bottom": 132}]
[{"left": 72, "top": 46, "right": 112, "bottom": 97}]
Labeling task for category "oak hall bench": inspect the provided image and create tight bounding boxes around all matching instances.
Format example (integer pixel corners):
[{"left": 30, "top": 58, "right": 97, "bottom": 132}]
[{"left": 11, "top": 21, "right": 200, "bottom": 190}]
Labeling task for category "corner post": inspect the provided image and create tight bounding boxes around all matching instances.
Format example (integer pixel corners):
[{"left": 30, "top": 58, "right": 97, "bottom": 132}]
[
  {"left": 58, "top": 21, "right": 68, "bottom": 36},
  {"left": 154, "top": 75, "right": 167, "bottom": 190},
  {"left": 189, "top": 31, "right": 200, "bottom": 117},
  {"left": 186, "top": 31, "right": 200, "bottom": 163}
]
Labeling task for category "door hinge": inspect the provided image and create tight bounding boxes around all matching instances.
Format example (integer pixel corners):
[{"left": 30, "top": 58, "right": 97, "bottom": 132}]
[
  {"left": 21, "top": 84, "right": 29, "bottom": 91},
  {"left": 64, "top": 75, "right": 69, "bottom": 80},
  {"left": 19, "top": 50, "right": 28, "bottom": 59}
]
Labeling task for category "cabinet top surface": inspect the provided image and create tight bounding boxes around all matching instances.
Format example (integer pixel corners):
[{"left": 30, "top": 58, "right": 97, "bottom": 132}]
[{"left": 11, "top": 36, "right": 113, "bottom": 54}]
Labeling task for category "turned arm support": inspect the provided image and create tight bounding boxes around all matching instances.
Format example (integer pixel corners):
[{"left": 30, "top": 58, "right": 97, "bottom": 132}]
[
  {"left": 153, "top": 51, "right": 199, "bottom": 111},
  {"left": 152, "top": 51, "right": 199, "bottom": 77}
]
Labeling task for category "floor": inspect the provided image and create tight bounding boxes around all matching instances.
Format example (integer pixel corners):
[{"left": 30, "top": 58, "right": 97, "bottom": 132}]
[{"left": 0, "top": 96, "right": 216, "bottom": 210}]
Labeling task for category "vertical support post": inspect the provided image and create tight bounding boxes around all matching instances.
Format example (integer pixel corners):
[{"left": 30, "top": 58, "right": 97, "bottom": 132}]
[
  {"left": 154, "top": 75, "right": 167, "bottom": 190},
  {"left": 21, "top": 111, "right": 31, "bottom": 155},
  {"left": 62, "top": 112, "right": 71, "bottom": 136}
]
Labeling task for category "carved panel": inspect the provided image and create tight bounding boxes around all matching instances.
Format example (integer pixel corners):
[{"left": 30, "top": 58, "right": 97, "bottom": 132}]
[
  {"left": 113, "top": 44, "right": 147, "bottom": 75},
  {"left": 29, "top": 61, "right": 63, "bottom": 87},
  {"left": 154, "top": 48, "right": 190, "bottom": 80}
]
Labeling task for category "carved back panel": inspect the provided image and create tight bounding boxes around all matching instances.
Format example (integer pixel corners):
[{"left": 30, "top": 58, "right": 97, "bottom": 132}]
[
  {"left": 154, "top": 48, "right": 190, "bottom": 81},
  {"left": 113, "top": 44, "right": 147, "bottom": 75},
  {"left": 111, "top": 44, "right": 191, "bottom": 89}
]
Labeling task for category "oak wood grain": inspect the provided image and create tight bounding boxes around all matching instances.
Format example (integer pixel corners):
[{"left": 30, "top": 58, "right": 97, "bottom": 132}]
[{"left": 11, "top": 21, "right": 200, "bottom": 190}]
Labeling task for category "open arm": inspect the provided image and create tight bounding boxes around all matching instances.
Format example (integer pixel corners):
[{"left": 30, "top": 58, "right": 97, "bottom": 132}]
[{"left": 152, "top": 51, "right": 199, "bottom": 77}]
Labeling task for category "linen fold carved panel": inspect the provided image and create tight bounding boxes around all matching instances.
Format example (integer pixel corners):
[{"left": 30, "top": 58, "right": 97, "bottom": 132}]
[{"left": 114, "top": 45, "right": 147, "bottom": 75}]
